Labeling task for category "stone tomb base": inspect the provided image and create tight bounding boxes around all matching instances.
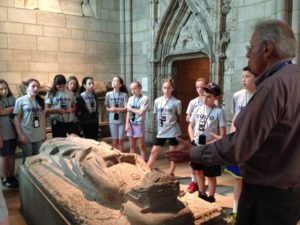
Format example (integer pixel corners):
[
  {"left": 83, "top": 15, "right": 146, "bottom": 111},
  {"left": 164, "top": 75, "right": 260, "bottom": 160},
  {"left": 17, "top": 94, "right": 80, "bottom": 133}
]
[
  {"left": 19, "top": 136, "right": 225, "bottom": 225},
  {"left": 19, "top": 163, "right": 225, "bottom": 225},
  {"left": 19, "top": 165, "right": 130, "bottom": 225}
]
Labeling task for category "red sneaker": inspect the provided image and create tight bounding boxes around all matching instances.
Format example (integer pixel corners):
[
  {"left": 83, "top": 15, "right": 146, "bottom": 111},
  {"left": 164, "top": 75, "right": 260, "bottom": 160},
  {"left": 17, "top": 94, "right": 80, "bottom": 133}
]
[{"left": 187, "top": 182, "right": 198, "bottom": 193}]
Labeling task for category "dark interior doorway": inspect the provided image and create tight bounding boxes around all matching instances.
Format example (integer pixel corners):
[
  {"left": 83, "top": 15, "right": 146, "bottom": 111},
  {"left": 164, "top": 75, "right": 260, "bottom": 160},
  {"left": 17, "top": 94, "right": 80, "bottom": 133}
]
[{"left": 173, "top": 58, "right": 210, "bottom": 138}]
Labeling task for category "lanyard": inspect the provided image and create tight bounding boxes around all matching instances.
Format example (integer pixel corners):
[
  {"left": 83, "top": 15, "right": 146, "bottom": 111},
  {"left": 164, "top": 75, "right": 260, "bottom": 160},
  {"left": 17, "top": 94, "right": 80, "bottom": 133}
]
[
  {"left": 27, "top": 96, "right": 38, "bottom": 113},
  {"left": 133, "top": 96, "right": 142, "bottom": 108},
  {"left": 112, "top": 91, "right": 120, "bottom": 106},
  {"left": 198, "top": 106, "right": 214, "bottom": 131},
  {"left": 160, "top": 97, "right": 170, "bottom": 113}
]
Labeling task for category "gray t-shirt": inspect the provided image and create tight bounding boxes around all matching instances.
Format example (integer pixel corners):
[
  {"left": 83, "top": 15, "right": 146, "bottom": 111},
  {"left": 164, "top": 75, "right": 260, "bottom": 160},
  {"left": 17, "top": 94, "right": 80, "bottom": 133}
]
[
  {"left": 13, "top": 95, "right": 45, "bottom": 142},
  {"left": 45, "top": 89, "right": 76, "bottom": 123},
  {"left": 190, "top": 105, "right": 227, "bottom": 143},
  {"left": 105, "top": 91, "right": 128, "bottom": 124},
  {"left": 186, "top": 96, "right": 204, "bottom": 116},
  {"left": 127, "top": 95, "right": 149, "bottom": 124},
  {"left": 80, "top": 92, "right": 97, "bottom": 113},
  {"left": 153, "top": 96, "right": 182, "bottom": 138},
  {"left": 0, "top": 96, "right": 17, "bottom": 140},
  {"left": 232, "top": 89, "right": 254, "bottom": 116}
]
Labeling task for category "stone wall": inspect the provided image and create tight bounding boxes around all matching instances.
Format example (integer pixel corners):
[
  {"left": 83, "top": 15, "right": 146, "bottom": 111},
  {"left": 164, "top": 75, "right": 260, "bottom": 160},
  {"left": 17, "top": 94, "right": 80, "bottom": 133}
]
[{"left": 0, "top": 0, "right": 120, "bottom": 96}]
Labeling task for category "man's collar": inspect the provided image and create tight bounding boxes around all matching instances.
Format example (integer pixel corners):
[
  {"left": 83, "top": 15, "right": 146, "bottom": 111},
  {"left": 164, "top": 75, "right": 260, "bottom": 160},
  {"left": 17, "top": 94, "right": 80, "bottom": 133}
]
[{"left": 255, "top": 58, "right": 293, "bottom": 86}]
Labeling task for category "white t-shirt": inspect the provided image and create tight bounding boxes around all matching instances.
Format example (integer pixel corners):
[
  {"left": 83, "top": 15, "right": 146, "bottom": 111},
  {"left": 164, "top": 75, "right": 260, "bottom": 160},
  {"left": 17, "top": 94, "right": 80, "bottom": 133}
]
[
  {"left": 190, "top": 105, "right": 227, "bottom": 143},
  {"left": 186, "top": 96, "right": 204, "bottom": 120},
  {"left": 45, "top": 89, "right": 76, "bottom": 123},
  {"left": 232, "top": 89, "right": 254, "bottom": 116},
  {"left": 127, "top": 94, "right": 149, "bottom": 124},
  {"left": 13, "top": 95, "right": 45, "bottom": 142},
  {"left": 153, "top": 96, "right": 182, "bottom": 138},
  {"left": 105, "top": 91, "right": 128, "bottom": 124}
]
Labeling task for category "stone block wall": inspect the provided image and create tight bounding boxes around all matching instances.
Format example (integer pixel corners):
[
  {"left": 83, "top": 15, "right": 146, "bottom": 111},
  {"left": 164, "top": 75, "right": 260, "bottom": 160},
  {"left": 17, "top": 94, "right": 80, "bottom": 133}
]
[{"left": 0, "top": 0, "right": 120, "bottom": 96}]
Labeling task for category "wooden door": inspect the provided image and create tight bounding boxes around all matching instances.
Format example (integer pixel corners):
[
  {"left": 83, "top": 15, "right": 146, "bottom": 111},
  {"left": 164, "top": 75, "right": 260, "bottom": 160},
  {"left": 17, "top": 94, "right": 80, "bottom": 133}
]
[{"left": 173, "top": 58, "right": 210, "bottom": 138}]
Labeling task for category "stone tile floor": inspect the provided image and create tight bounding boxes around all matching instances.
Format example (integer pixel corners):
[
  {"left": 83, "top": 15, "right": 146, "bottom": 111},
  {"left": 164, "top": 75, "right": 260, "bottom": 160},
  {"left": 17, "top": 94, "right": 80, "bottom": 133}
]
[{"left": 2, "top": 142, "right": 234, "bottom": 225}]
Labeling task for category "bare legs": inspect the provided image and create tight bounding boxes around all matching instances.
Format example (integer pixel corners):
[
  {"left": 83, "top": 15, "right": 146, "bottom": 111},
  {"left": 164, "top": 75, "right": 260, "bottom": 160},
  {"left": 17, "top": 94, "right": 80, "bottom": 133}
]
[
  {"left": 148, "top": 145, "right": 176, "bottom": 176},
  {"left": 112, "top": 139, "right": 124, "bottom": 152},
  {"left": 129, "top": 136, "right": 147, "bottom": 160},
  {"left": 233, "top": 178, "right": 243, "bottom": 213},
  {"left": 2, "top": 155, "right": 15, "bottom": 178}
]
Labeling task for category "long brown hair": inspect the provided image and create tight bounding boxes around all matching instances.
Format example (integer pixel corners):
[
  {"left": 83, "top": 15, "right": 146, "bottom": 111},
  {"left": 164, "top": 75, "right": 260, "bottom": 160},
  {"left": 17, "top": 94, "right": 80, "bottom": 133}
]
[{"left": 23, "top": 79, "right": 45, "bottom": 110}]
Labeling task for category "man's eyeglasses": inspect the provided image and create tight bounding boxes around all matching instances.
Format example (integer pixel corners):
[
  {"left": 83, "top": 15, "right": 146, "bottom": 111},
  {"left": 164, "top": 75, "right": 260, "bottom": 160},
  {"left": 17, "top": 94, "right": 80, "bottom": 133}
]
[{"left": 246, "top": 41, "right": 265, "bottom": 56}]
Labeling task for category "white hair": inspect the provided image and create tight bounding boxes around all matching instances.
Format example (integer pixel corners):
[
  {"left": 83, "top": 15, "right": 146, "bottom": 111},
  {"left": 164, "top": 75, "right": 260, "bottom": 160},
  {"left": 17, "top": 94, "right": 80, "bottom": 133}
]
[{"left": 254, "top": 20, "right": 296, "bottom": 58}]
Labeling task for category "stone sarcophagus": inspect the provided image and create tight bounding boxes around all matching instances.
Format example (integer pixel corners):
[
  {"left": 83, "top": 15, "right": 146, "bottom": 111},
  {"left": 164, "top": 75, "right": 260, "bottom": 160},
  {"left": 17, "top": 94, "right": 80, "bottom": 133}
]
[{"left": 19, "top": 136, "right": 224, "bottom": 225}]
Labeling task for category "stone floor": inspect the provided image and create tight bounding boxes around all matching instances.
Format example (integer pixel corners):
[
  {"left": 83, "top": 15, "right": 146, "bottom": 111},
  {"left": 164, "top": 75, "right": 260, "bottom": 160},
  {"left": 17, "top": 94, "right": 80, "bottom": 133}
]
[{"left": 2, "top": 140, "right": 234, "bottom": 225}]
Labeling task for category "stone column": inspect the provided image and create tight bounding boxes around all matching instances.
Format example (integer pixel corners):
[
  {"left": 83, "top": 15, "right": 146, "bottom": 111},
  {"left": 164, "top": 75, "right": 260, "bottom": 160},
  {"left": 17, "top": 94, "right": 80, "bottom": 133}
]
[
  {"left": 119, "top": 0, "right": 133, "bottom": 84},
  {"left": 292, "top": 0, "right": 300, "bottom": 64},
  {"left": 276, "top": 0, "right": 289, "bottom": 22}
]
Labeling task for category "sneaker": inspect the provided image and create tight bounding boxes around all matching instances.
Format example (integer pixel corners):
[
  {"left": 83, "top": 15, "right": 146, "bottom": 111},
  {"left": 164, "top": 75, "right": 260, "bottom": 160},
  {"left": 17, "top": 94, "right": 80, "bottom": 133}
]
[
  {"left": 187, "top": 182, "right": 198, "bottom": 193},
  {"left": 206, "top": 196, "right": 216, "bottom": 203},
  {"left": 3, "top": 177, "right": 18, "bottom": 188},
  {"left": 198, "top": 192, "right": 208, "bottom": 201}
]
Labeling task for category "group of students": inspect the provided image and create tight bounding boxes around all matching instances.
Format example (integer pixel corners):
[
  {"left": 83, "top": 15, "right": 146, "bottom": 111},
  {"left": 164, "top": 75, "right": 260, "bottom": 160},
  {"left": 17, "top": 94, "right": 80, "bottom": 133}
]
[
  {"left": 0, "top": 75, "right": 99, "bottom": 188},
  {"left": 1, "top": 71, "right": 255, "bottom": 210}
]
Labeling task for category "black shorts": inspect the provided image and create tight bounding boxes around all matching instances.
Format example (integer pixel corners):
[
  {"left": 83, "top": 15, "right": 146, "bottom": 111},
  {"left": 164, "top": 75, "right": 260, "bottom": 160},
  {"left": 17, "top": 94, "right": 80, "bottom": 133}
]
[
  {"left": 190, "top": 162, "right": 221, "bottom": 177},
  {"left": 154, "top": 137, "right": 179, "bottom": 146},
  {"left": 0, "top": 139, "right": 17, "bottom": 157}
]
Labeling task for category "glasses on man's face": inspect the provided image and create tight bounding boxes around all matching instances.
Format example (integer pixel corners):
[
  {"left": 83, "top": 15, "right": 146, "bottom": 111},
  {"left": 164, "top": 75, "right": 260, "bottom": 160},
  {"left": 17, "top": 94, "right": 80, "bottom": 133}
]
[{"left": 246, "top": 41, "right": 265, "bottom": 57}]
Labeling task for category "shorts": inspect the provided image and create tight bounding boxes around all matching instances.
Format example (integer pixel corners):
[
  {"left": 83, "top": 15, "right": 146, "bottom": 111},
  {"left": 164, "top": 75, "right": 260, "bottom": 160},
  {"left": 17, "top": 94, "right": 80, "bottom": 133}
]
[
  {"left": 190, "top": 162, "right": 221, "bottom": 177},
  {"left": 224, "top": 165, "right": 242, "bottom": 179},
  {"left": 0, "top": 139, "right": 17, "bottom": 157},
  {"left": 154, "top": 137, "right": 179, "bottom": 147},
  {"left": 109, "top": 123, "right": 125, "bottom": 140},
  {"left": 127, "top": 124, "right": 144, "bottom": 138}
]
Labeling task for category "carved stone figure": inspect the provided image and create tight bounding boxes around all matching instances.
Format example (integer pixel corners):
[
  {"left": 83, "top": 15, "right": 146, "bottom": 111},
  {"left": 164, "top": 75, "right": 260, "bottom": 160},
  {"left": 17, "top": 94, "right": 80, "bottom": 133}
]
[
  {"left": 173, "top": 14, "right": 207, "bottom": 51},
  {"left": 24, "top": 136, "right": 194, "bottom": 224}
]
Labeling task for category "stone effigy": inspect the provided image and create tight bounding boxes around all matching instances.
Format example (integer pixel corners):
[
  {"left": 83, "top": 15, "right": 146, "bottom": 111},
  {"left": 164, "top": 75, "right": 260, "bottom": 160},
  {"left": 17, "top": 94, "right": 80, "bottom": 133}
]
[{"left": 21, "top": 136, "right": 224, "bottom": 225}]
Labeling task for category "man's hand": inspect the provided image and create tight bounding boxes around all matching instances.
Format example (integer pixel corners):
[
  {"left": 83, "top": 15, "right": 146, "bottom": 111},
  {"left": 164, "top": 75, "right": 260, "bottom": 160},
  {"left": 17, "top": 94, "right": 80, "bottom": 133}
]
[{"left": 166, "top": 137, "right": 192, "bottom": 163}]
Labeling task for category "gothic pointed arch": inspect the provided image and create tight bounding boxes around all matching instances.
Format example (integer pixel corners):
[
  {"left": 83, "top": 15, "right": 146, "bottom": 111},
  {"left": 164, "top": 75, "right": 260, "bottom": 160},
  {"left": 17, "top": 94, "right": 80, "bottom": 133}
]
[{"left": 153, "top": 0, "right": 216, "bottom": 79}]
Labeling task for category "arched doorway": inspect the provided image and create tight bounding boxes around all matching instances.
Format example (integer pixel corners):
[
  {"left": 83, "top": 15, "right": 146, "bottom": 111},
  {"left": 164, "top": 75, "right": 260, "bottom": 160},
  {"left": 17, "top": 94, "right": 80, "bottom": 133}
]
[{"left": 173, "top": 58, "right": 210, "bottom": 138}]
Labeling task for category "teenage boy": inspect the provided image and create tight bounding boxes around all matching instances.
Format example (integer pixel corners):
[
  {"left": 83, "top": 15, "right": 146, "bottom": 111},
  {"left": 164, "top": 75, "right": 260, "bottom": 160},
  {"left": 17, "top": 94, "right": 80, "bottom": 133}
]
[
  {"left": 188, "top": 82, "right": 226, "bottom": 202},
  {"left": 186, "top": 78, "right": 207, "bottom": 193},
  {"left": 224, "top": 66, "right": 256, "bottom": 223}
]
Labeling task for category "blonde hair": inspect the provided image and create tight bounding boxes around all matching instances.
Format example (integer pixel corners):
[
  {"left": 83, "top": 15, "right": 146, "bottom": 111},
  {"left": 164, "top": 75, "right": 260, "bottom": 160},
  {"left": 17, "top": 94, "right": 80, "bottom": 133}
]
[
  {"left": 196, "top": 77, "right": 208, "bottom": 84},
  {"left": 162, "top": 78, "right": 175, "bottom": 88}
]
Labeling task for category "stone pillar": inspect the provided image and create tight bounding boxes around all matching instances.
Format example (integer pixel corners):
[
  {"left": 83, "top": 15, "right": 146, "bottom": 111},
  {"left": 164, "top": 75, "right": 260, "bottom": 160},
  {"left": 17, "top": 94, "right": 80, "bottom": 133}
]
[
  {"left": 119, "top": 0, "right": 133, "bottom": 84},
  {"left": 276, "top": 0, "right": 289, "bottom": 22},
  {"left": 292, "top": 0, "right": 300, "bottom": 64}
]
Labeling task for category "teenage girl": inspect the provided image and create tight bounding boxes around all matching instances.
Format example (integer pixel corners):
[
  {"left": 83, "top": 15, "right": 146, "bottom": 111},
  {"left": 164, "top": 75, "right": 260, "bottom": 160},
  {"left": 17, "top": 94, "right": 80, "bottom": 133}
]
[
  {"left": 67, "top": 75, "right": 81, "bottom": 136},
  {"left": 45, "top": 74, "right": 76, "bottom": 138},
  {"left": 14, "top": 79, "right": 46, "bottom": 163},
  {"left": 147, "top": 79, "right": 182, "bottom": 176},
  {"left": 0, "top": 79, "right": 18, "bottom": 188},
  {"left": 125, "top": 81, "right": 149, "bottom": 160},
  {"left": 76, "top": 77, "right": 99, "bottom": 140},
  {"left": 105, "top": 76, "right": 128, "bottom": 151},
  {"left": 67, "top": 76, "right": 80, "bottom": 97}
]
